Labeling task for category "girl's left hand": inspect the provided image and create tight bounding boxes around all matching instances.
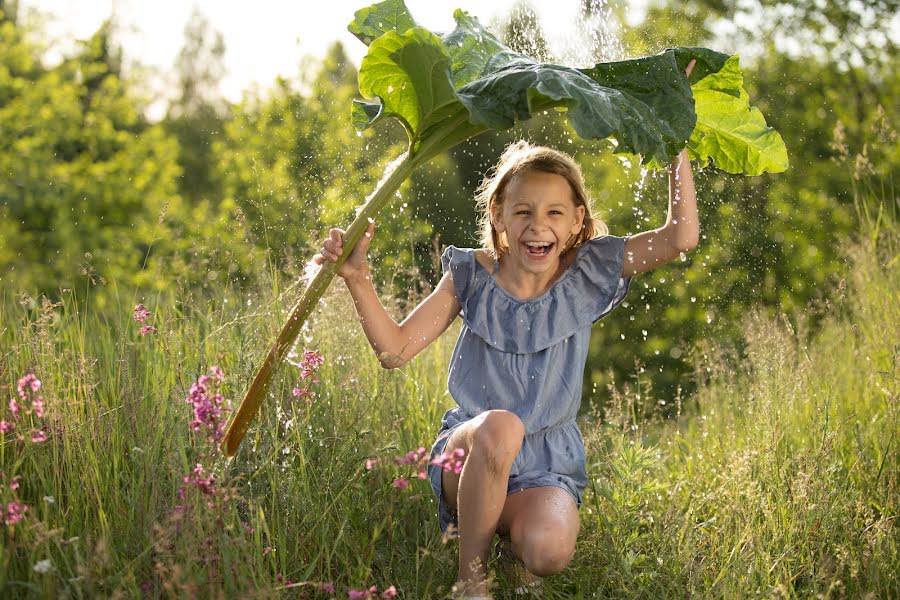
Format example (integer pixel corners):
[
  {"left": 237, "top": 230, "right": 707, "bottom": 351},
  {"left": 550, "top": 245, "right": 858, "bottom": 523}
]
[{"left": 685, "top": 58, "right": 696, "bottom": 78}]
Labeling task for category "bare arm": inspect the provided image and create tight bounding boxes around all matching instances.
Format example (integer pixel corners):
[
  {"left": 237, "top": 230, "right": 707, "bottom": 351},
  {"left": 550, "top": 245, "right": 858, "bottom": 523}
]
[
  {"left": 623, "top": 59, "right": 700, "bottom": 277},
  {"left": 313, "top": 223, "right": 461, "bottom": 368},
  {"left": 623, "top": 148, "right": 699, "bottom": 277}
]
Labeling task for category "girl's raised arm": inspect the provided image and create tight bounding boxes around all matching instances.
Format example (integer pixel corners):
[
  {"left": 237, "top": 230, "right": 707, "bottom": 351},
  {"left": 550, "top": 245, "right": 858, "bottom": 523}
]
[
  {"left": 623, "top": 59, "right": 700, "bottom": 277},
  {"left": 313, "top": 223, "right": 461, "bottom": 368}
]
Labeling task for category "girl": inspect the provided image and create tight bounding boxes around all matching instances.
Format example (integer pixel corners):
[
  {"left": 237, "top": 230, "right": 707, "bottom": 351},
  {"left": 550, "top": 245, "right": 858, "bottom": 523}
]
[{"left": 313, "top": 61, "right": 698, "bottom": 600}]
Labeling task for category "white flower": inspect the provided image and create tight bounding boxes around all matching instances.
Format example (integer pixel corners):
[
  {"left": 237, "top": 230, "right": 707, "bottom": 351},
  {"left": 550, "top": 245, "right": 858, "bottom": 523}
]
[
  {"left": 33, "top": 559, "right": 53, "bottom": 574},
  {"left": 43, "top": 496, "right": 55, "bottom": 504}
]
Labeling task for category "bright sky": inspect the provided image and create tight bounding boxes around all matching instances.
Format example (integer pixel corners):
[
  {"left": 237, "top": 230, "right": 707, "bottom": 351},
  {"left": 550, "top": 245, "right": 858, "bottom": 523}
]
[{"left": 19, "top": 0, "right": 644, "bottom": 116}]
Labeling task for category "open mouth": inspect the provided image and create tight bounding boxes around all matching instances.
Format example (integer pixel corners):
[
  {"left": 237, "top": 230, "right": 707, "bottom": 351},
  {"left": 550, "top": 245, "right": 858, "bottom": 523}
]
[{"left": 523, "top": 241, "right": 554, "bottom": 257}]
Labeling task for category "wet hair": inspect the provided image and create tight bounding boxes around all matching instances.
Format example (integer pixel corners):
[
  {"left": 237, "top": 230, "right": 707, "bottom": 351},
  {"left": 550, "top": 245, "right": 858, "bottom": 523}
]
[{"left": 475, "top": 140, "right": 607, "bottom": 257}]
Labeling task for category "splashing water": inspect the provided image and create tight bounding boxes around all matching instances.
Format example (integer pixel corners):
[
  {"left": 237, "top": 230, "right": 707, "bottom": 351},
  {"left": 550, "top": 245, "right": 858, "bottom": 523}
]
[{"left": 555, "top": 0, "right": 627, "bottom": 67}]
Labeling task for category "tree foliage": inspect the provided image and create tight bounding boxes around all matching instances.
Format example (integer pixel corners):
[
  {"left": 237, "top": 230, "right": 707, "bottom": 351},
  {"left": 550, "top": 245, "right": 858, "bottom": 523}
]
[{"left": 2, "top": 0, "right": 896, "bottom": 412}]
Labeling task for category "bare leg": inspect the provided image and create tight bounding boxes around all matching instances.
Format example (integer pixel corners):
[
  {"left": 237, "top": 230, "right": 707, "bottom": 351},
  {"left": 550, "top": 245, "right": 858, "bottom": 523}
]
[
  {"left": 441, "top": 410, "right": 525, "bottom": 597},
  {"left": 496, "top": 486, "right": 580, "bottom": 577}
]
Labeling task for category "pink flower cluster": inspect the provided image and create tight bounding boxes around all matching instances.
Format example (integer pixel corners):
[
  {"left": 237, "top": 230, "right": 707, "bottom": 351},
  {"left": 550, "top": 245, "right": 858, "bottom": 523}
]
[
  {"left": 292, "top": 349, "right": 325, "bottom": 402},
  {"left": 1, "top": 373, "right": 48, "bottom": 444},
  {"left": 348, "top": 584, "right": 397, "bottom": 599},
  {"left": 185, "top": 367, "right": 230, "bottom": 445},
  {"left": 400, "top": 446, "right": 466, "bottom": 478},
  {"left": 431, "top": 448, "right": 467, "bottom": 474},
  {"left": 374, "top": 446, "right": 467, "bottom": 490},
  {"left": 182, "top": 464, "right": 216, "bottom": 497},
  {"left": 2, "top": 472, "right": 28, "bottom": 526},
  {"left": 5, "top": 501, "right": 27, "bottom": 525},
  {"left": 175, "top": 463, "right": 217, "bottom": 514},
  {"left": 133, "top": 303, "right": 156, "bottom": 336}
]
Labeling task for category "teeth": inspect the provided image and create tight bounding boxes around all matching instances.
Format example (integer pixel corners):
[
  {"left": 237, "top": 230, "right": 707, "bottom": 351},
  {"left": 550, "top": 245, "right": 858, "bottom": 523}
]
[{"left": 525, "top": 242, "right": 551, "bottom": 247}]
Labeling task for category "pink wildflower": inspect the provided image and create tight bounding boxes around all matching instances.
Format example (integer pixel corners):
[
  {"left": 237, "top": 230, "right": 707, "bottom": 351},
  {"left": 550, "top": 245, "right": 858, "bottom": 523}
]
[
  {"left": 133, "top": 304, "right": 152, "bottom": 323},
  {"left": 365, "top": 458, "right": 380, "bottom": 470},
  {"left": 210, "top": 366, "right": 224, "bottom": 381},
  {"left": 30, "top": 429, "right": 47, "bottom": 444},
  {"left": 292, "top": 349, "right": 324, "bottom": 403},
  {"left": 392, "top": 477, "right": 409, "bottom": 490},
  {"left": 16, "top": 374, "right": 41, "bottom": 399},
  {"left": 381, "top": 586, "right": 398, "bottom": 598},
  {"left": 32, "top": 398, "right": 44, "bottom": 418},
  {"left": 299, "top": 349, "right": 325, "bottom": 382},
  {"left": 184, "top": 368, "right": 230, "bottom": 444},
  {"left": 4, "top": 501, "right": 28, "bottom": 525},
  {"left": 430, "top": 448, "right": 466, "bottom": 474},
  {"left": 8, "top": 399, "right": 20, "bottom": 418},
  {"left": 139, "top": 324, "right": 157, "bottom": 336},
  {"left": 9, "top": 475, "right": 21, "bottom": 490},
  {"left": 291, "top": 386, "right": 315, "bottom": 401},
  {"left": 417, "top": 469, "right": 427, "bottom": 479},
  {"left": 394, "top": 447, "right": 427, "bottom": 465},
  {"left": 319, "top": 581, "right": 335, "bottom": 594},
  {"left": 348, "top": 585, "right": 378, "bottom": 599},
  {"left": 0, "top": 420, "right": 13, "bottom": 434}
]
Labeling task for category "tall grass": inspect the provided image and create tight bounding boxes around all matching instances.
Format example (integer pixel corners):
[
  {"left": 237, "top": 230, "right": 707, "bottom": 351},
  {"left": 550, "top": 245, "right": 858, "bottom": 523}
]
[{"left": 1, "top": 210, "right": 896, "bottom": 598}]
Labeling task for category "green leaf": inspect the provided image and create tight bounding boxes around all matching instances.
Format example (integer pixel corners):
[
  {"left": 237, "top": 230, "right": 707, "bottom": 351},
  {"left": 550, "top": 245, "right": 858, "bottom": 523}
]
[
  {"left": 689, "top": 56, "right": 789, "bottom": 175},
  {"left": 671, "top": 47, "right": 730, "bottom": 85},
  {"left": 350, "top": 99, "right": 383, "bottom": 131},
  {"left": 349, "top": 1, "right": 788, "bottom": 174},
  {"left": 458, "top": 50, "right": 698, "bottom": 164},
  {"left": 347, "top": 0, "right": 417, "bottom": 46},
  {"left": 441, "top": 10, "right": 514, "bottom": 88},
  {"left": 357, "top": 27, "right": 460, "bottom": 140},
  {"left": 581, "top": 51, "right": 697, "bottom": 160}
]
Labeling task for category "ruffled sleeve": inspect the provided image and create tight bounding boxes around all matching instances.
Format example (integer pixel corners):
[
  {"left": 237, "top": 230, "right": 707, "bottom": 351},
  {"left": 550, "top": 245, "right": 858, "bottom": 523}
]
[
  {"left": 441, "top": 245, "right": 477, "bottom": 316},
  {"left": 577, "top": 235, "right": 632, "bottom": 323},
  {"left": 451, "top": 236, "right": 632, "bottom": 354}
]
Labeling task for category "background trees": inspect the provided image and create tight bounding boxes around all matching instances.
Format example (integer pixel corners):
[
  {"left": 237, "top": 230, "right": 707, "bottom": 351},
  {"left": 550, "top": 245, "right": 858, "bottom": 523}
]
[{"left": 3, "top": 0, "right": 896, "bottom": 408}]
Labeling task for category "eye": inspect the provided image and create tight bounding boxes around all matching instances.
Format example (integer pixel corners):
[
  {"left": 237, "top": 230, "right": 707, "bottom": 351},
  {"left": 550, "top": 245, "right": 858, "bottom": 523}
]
[
  {"left": 516, "top": 210, "right": 530, "bottom": 215},
  {"left": 549, "top": 210, "right": 563, "bottom": 215}
]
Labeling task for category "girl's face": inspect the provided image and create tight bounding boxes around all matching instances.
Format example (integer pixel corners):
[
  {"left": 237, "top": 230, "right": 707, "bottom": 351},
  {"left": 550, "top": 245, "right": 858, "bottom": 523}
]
[{"left": 492, "top": 170, "right": 586, "bottom": 274}]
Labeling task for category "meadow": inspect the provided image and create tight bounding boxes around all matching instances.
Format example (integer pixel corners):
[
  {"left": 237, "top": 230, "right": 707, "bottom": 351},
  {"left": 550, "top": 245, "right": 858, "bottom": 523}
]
[
  {"left": 2, "top": 0, "right": 898, "bottom": 597},
  {"left": 1, "top": 200, "right": 896, "bottom": 598}
]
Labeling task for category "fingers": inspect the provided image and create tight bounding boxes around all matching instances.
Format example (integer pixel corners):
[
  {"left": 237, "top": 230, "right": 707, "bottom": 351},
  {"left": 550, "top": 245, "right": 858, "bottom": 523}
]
[
  {"left": 357, "top": 222, "right": 376, "bottom": 251},
  {"left": 318, "top": 228, "right": 344, "bottom": 263},
  {"left": 685, "top": 58, "right": 696, "bottom": 77},
  {"left": 317, "top": 224, "right": 375, "bottom": 263}
]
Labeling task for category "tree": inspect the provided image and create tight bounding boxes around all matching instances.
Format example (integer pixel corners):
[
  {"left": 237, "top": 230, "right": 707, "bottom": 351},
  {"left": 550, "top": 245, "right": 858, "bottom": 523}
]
[
  {"left": 0, "top": 21, "right": 181, "bottom": 296},
  {"left": 164, "top": 9, "right": 228, "bottom": 204}
]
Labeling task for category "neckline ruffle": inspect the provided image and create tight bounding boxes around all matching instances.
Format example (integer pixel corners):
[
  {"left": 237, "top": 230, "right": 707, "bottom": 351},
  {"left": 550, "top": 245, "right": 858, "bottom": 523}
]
[{"left": 442, "top": 236, "right": 631, "bottom": 354}]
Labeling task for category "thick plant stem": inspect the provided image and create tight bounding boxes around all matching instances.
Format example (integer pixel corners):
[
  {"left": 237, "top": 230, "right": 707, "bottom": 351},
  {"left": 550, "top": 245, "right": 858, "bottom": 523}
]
[
  {"left": 221, "top": 151, "right": 420, "bottom": 457},
  {"left": 221, "top": 109, "right": 481, "bottom": 457}
]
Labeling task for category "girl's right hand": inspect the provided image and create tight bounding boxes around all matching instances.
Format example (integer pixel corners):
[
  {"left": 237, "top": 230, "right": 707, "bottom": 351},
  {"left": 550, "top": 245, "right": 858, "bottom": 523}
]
[{"left": 312, "top": 222, "right": 376, "bottom": 282}]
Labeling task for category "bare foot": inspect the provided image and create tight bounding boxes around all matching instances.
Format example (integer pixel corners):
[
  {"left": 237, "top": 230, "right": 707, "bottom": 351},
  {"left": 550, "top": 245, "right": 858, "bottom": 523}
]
[
  {"left": 495, "top": 537, "right": 543, "bottom": 597},
  {"left": 451, "top": 577, "right": 493, "bottom": 600}
]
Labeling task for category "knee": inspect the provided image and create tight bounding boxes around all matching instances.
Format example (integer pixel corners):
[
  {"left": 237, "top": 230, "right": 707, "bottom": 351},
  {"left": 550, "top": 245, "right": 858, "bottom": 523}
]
[
  {"left": 518, "top": 532, "right": 576, "bottom": 577},
  {"left": 471, "top": 410, "right": 525, "bottom": 473},
  {"left": 511, "top": 519, "right": 577, "bottom": 577}
]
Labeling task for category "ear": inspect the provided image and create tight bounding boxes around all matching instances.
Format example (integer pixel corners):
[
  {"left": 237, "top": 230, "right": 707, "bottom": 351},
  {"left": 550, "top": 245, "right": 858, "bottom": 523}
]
[{"left": 571, "top": 204, "right": 586, "bottom": 235}]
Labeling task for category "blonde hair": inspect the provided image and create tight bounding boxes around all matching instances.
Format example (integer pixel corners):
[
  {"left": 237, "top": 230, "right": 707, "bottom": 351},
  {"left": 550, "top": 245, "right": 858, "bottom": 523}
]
[{"left": 475, "top": 140, "right": 607, "bottom": 257}]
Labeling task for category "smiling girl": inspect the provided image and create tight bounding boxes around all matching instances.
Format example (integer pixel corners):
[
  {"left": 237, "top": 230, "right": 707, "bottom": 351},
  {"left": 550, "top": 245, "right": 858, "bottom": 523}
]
[{"left": 314, "top": 61, "right": 698, "bottom": 600}]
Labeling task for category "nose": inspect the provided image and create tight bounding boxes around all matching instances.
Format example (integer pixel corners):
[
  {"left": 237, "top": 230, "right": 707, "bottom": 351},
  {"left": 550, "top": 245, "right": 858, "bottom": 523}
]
[{"left": 529, "top": 213, "right": 548, "bottom": 231}]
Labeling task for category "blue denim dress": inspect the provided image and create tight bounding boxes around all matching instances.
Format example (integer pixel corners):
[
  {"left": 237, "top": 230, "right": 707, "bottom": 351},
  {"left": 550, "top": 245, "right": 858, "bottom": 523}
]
[{"left": 427, "top": 235, "right": 631, "bottom": 533}]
